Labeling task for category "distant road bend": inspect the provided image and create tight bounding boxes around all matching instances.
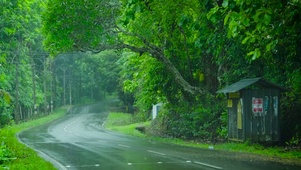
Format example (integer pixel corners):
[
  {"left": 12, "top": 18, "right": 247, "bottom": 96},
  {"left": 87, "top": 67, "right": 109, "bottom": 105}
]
[{"left": 19, "top": 102, "right": 301, "bottom": 170}]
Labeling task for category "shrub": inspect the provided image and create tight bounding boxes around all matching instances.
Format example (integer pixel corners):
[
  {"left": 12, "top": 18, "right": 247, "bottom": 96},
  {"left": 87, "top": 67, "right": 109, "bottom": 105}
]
[
  {"left": 0, "top": 141, "right": 15, "bottom": 165},
  {"left": 159, "top": 94, "right": 226, "bottom": 141}
]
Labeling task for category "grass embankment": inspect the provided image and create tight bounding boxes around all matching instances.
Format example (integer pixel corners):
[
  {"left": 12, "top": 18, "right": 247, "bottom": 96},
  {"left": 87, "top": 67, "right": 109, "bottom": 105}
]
[
  {"left": 105, "top": 112, "right": 301, "bottom": 164},
  {"left": 0, "top": 106, "right": 70, "bottom": 170},
  {"left": 105, "top": 112, "right": 151, "bottom": 137}
]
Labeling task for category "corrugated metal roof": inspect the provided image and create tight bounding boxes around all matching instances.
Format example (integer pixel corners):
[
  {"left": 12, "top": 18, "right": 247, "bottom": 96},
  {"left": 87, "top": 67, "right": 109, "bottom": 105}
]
[{"left": 216, "top": 77, "right": 286, "bottom": 93}]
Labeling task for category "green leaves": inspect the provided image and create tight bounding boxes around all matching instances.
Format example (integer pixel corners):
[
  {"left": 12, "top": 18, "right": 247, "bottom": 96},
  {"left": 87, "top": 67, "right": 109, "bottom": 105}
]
[
  {"left": 220, "top": 0, "right": 301, "bottom": 64},
  {"left": 206, "top": 6, "right": 219, "bottom": 22},
  {"left": 241, "top": 36, "right": 250, "bottom": 44},
  {"left": 253, "top": 9, "right": 271, "bottom": 26},
  {"left": 0, "top": 0, "right": 51, "bottom": 125},
  {"left": 40, "top": 0, "right": 301, "bottom": 141},
  {"left": 43, "top": 0, "right": 118, "bottom": 55},
  {"left": 0, "top": 90, "right": 11, "bottom": 104},
  {"left": 222, "top": 0, "right": 229, "bottom": 7},
  {"left": 224, "top": 12, "right": 231, "bottom": 25},
  {"left": 228, "top": 19, "right": 238, "bottom": 38},
  {"left": 247, "top": 48, "right": 261, "bottom": 60},
  {"left": 0, "top": 142, "right": 15, "bottom": 164},
  {"left": 178, "top": 15, "right": 191, "bottom": 27}
]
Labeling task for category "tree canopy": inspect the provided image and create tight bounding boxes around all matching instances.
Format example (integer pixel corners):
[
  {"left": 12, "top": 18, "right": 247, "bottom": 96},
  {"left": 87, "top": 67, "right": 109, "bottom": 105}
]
[
  {"left": 0, "top": 0, "right": 120, "bottom": 126},
  {"left": 0, "top": 0, "right": 47, "bottom": 125}
]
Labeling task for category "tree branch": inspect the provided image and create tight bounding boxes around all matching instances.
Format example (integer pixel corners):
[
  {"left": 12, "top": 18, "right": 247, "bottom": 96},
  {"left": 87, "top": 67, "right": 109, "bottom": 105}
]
[{"left": 74, "top": 28, "right": 204, "bottom": 95}]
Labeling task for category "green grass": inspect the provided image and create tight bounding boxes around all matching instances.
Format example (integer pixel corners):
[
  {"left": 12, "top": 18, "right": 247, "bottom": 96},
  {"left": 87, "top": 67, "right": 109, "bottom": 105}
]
[
  {"left": 105, "top": 112, "right": 150, "bottom": 137},
  {"left": 105, "top": 112, "right": 301, "bottom": 163},
  {"left": 0, "top": 106, "right": 70, "bottom": 170}
]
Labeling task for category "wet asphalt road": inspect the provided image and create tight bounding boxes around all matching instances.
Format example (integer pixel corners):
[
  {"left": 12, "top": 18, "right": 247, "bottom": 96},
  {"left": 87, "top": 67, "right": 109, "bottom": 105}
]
[{"left": 19, "top": 102, "right": 301, "bottom": 170}]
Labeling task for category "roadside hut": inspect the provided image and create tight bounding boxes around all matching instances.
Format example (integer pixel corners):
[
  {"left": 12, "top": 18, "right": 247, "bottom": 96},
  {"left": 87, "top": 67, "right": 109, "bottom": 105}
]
[{"left": 217, "top": 77, "right": 286, "bottom": 142}]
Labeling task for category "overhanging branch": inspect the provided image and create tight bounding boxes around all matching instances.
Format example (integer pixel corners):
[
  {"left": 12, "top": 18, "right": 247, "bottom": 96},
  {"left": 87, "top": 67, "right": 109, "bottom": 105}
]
[{"left": 74, "top": 41, "right": 204, "bottom": 95}]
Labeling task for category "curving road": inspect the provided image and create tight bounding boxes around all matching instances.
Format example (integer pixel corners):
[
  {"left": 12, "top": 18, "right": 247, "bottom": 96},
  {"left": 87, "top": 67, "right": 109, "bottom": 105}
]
[{"left": 19, "top": 102, "right": 301, "bottom": 170}]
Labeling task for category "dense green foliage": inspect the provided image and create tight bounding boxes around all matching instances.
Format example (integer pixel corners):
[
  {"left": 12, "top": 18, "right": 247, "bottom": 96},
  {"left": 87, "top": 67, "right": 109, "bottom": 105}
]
[
  {"left": 52, "top": 51, "right": 120, "bottom": 105},
  {"left": 0, "top": 0, "right": 120, "bottom": 128},
  {"left": 41, "top": 0, "right": 301, "bottom": 144},
  {"left": 1, "top": 0, "right": 299, "bottom": 146},
  {"left": 0, "top": 0, "right": 48, "bottom": 125}
]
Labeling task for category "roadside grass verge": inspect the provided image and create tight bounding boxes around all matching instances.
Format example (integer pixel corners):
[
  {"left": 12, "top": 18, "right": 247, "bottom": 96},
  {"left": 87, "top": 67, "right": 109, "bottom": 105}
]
[
  {"left": 105, "top": 112, "right": 150, "bottom": 137},
  {"left": 105, "top": 112, "right": 301, "bottom": 164},
  {"left": 0, "top": 106, "right": 70, "bottom": 170}
]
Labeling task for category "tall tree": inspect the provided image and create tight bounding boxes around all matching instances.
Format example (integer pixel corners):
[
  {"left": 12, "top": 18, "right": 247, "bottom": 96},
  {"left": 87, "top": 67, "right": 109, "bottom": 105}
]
[
  {"left": 0, "top": 0, "right": 49, "bottom": 124},
  {"left": 42, "top": 0, "right": 206, "bottom": 95}
]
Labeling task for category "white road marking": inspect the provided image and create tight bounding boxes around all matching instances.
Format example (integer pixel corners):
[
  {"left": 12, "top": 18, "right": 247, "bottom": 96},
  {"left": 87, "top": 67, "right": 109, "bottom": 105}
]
[
  {"left": 118, "top": 144, "right": 131, "bottom": 148},
  {"left": 66, "top": 160, "right": 199, "bottom": 168},
  {"left": 147, "top": 150, "right": 166, "bottom": 156},
  {"left": 65, "top": 164, "right": 102, "bottom": 168},
  {"left": 194, "top": 161, "right": 223, "bottom": 169}
]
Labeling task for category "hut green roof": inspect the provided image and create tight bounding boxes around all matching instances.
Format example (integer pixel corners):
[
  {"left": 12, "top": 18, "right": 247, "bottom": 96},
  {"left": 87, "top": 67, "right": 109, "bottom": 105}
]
[{"left": 217, "top": 77, "right": 286, "bottom": 93}]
